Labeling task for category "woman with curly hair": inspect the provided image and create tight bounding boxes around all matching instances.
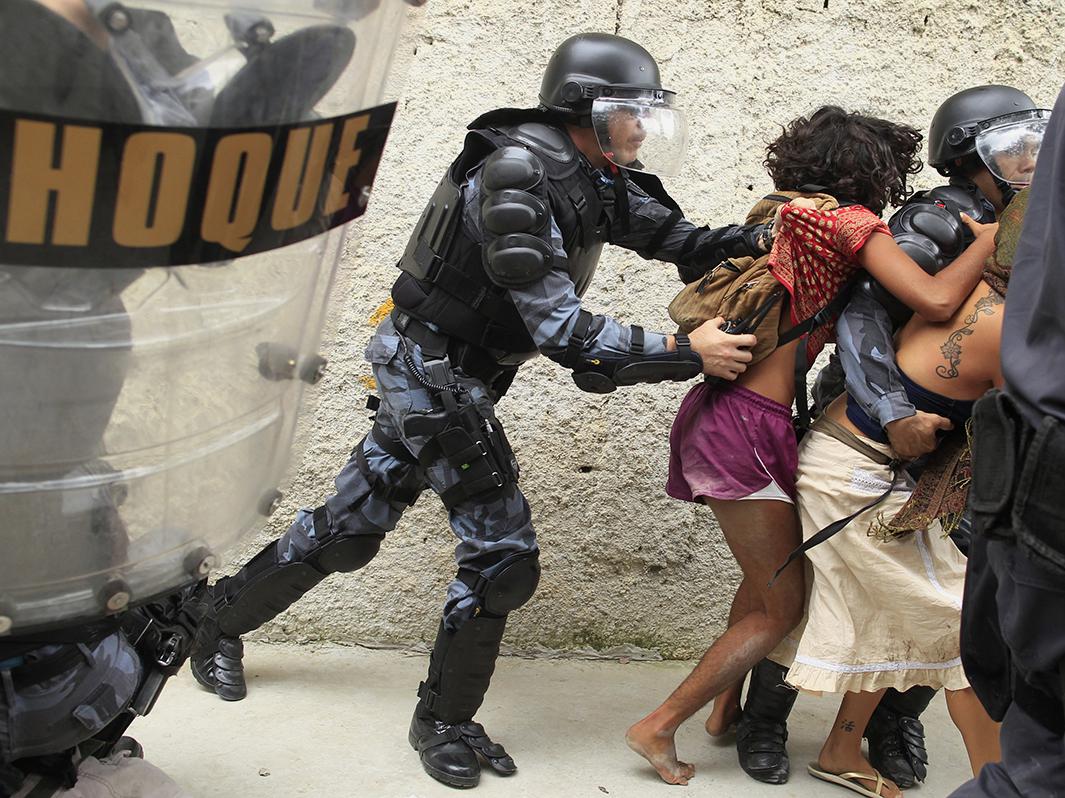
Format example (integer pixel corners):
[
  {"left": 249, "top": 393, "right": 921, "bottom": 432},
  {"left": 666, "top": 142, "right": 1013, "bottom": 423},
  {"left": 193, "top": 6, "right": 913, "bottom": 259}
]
[{"left": 625, "top": 106, "right": 998, "bottom": 792}]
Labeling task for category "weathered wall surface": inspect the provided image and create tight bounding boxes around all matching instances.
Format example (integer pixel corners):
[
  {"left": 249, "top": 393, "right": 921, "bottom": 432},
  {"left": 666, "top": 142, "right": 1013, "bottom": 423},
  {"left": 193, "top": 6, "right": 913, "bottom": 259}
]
[{"left": 228, "top": 0, "right": 1065, "bottom": 658}]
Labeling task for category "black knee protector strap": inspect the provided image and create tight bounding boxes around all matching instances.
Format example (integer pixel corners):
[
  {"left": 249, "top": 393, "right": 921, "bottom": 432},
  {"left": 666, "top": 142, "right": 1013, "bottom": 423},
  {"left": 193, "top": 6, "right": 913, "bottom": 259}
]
[
  {"left": 418, "top": 616, "right": 507, "bottom": 724},
  {"left": 458, "top": 552, "right": 540, "bottom": 615}
]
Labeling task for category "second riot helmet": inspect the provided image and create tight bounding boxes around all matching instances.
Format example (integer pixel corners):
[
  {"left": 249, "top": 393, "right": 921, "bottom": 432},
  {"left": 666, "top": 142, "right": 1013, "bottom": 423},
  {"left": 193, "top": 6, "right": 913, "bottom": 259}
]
[{"left": 928, "top": 85, "right": 1042, "bottom": 175}]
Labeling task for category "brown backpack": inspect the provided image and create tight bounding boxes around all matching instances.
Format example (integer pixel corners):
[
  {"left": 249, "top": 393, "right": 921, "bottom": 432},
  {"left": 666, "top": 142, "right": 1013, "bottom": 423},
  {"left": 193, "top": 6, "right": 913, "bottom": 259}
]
[{"left": 667, "top": 191, "right": 839, "bottom": 365}]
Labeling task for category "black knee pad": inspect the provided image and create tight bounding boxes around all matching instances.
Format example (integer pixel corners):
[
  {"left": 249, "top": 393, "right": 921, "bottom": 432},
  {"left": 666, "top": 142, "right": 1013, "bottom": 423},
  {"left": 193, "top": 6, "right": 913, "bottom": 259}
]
[{"left": 460, "top": 551, "right": 540, "bottom": 616}]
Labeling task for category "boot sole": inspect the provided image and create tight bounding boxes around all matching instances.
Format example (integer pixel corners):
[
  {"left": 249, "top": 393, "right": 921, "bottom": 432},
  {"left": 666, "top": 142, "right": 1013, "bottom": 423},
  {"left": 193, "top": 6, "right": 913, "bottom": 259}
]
[{"left": 408, "top": 727, "right": 479, "bottom": 789}]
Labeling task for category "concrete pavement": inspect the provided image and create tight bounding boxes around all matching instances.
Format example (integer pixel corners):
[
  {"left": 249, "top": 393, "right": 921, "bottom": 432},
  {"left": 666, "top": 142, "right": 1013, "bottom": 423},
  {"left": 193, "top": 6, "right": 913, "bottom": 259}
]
[{"left": 134, "top": 643, "right": 974, "bottom": 797}]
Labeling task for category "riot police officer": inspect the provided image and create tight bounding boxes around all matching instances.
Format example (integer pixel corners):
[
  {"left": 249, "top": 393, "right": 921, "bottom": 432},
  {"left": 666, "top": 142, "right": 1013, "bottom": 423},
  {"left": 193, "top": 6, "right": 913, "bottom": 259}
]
[
  {"left": 736, "top": 85, "right": 1050, "bottom": 788},
  {"left": 190, "top": 32, "right": 772, "bottom": 789}
]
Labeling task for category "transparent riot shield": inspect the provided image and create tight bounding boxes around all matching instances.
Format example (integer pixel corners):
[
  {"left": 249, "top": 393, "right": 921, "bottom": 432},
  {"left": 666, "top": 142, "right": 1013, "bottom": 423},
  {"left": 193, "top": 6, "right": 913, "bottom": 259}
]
[{"left": 0, "top": 0, "right": 420, "bottom": 633}]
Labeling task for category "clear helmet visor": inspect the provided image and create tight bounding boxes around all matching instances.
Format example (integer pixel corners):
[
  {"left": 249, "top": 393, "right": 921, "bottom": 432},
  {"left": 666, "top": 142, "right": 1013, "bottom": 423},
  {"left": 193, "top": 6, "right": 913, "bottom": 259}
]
[
  {"left": 591, "top": 91, "right": 688, "bottom": 176},
  {"left": 975, "top": 110, "right": 1051, "bottom": 186}
]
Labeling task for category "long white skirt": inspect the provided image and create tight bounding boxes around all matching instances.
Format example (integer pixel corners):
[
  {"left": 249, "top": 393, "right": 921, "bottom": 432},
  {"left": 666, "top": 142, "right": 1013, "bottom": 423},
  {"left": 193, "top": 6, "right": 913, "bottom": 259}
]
[{"left": 770, "top": 429, "right": 970, "bottom": 694}]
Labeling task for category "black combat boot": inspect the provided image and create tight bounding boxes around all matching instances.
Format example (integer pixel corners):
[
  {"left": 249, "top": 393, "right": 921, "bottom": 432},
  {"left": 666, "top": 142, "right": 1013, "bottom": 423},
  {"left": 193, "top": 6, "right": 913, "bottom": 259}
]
[
  {"left": 865, "top": 687, "right": 933, "bottom": 788},
  {"left": 410, "top": 617, "right": 516, "bottom": 788},
  {"left": 736, "top": 658, "right": 798, "bottom": 784}
]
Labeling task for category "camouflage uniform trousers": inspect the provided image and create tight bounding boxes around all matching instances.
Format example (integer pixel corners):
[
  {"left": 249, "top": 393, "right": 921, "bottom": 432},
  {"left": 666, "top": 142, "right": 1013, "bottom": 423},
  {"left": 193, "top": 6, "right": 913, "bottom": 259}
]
[
  {"left": 0, "top": 633, "right": 140, "bottom": 765},
  {"left": 275, "top": 317, "right": 538, "bottom": 630}
]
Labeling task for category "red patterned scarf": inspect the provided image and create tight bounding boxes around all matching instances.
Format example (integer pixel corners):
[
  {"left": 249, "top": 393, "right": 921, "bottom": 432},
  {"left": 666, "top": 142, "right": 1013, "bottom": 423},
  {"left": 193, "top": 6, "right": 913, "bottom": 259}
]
[{"left": 769, "top": 204, "right": 890, "bottom": 361}]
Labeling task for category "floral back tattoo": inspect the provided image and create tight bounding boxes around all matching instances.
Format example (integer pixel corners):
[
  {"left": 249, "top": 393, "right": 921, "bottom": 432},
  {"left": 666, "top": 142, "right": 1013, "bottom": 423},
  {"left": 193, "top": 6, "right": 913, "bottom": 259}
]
[{"left": 937, "top": 288, "right": 1004, "bottom": 380}]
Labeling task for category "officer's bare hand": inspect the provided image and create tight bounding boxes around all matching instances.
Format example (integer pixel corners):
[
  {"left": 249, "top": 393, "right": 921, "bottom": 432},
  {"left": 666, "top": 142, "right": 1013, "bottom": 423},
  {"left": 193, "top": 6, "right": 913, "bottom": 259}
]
[
  {"left": 885, "top": 411, "right": 953, "bottom": 459},
  {"left": 686, "top": 317, "right": 756, "bottom": 381}
]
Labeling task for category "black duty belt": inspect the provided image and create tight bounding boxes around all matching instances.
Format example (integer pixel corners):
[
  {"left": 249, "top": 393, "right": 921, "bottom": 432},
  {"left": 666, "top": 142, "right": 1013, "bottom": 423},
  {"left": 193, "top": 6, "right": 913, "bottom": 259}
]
[{"left": 391, "top": 308, "right": 517, "bottom": 390}]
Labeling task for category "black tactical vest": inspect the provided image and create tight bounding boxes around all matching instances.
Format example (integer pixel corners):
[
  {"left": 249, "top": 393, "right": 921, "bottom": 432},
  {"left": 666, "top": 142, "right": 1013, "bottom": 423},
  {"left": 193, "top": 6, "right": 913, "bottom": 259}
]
[{"left": 391, "top": 118, "right": 611, "bottom": 370}]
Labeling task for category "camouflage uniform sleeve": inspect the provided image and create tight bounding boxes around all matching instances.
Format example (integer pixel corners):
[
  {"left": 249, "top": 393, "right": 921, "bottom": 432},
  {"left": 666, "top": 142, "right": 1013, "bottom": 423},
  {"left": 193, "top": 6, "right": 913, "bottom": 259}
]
[
  {"left": 836, "top": 291, "right": 915, "bottom": 426},
  {"left": 465, "top": 169, "right": 669, "bottom": 363},
  {"left": 610, "top": 179, "right": 768, "bottom": 283}
]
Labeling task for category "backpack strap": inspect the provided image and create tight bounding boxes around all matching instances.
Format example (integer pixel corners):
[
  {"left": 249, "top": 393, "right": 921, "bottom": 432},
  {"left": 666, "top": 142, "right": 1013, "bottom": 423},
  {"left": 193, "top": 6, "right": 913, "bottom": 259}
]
[{"left": 777, "top": 275, "right": 861, "bottom": 432}]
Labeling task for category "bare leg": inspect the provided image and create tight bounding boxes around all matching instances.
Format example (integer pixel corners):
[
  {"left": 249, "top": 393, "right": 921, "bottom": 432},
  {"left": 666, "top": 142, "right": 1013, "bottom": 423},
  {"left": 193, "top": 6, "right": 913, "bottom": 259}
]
[
  {"left": 817, "top": 690, "right": 902, "bottom": 798},
  {"left": 705, "top": 577, "right": 755, "bottom": 737},
  {"left": 945, "top": 687, "right": 1002, "bottom": 776},
  {"left": 627, "top": 499, "right": 805, "bottom": 785}
]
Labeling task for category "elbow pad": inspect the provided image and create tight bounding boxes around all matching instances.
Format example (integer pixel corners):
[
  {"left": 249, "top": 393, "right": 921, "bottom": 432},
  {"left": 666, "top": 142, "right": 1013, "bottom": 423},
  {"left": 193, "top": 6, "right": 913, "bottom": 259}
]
[
  {"left": 559, "top": 314, "right": 702, "bottom": 393},
  {"left": 480, "top": 146, "right": 554, "bottom": 288}
]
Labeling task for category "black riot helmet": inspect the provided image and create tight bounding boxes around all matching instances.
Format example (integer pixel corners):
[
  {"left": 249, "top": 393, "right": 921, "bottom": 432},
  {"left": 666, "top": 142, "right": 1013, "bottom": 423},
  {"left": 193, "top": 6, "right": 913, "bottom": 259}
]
[
  {"left": 540, "top": 33, "right": 663, "bottom": 114},
  {"left": 539, "top": 33, "right": 688, "bottom": 176},
  {"left": 928, "top": 85, "right": 1038, "bottom": 175}
]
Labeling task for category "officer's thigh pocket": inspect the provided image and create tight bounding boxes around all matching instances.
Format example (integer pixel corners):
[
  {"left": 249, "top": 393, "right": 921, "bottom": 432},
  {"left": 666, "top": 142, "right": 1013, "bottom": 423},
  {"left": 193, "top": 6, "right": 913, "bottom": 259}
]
[{"left": 365, "top": 334, "right": 429, "bottom": 417}]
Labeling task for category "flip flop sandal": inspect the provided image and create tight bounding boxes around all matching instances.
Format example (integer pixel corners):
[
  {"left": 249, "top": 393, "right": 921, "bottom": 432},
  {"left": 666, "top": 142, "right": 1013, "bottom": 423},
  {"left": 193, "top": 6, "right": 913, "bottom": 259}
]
[{"left": 808, "top": 763, "right": 899, "bottom": 797}]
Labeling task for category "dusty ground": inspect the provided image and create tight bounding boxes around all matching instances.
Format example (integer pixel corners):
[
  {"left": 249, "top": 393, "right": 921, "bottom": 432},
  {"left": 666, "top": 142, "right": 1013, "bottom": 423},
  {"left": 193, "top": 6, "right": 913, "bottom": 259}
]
[{"left": 134, "top": 642, "right": 975, "bottom": 797}]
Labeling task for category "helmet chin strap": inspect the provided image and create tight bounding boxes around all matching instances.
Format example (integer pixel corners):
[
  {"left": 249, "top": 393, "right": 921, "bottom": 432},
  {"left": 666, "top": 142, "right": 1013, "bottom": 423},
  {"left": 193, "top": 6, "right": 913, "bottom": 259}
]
[{"left": 993, "top": 175, "right": 1018, "bottom": 209}]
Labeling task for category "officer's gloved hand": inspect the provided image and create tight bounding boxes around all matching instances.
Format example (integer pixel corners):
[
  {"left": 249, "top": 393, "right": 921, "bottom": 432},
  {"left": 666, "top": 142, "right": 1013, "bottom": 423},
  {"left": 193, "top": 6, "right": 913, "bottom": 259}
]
[
  {"left": 885, "top": 411, "right": 952, "bottom": 460},
  {"left": 685, "top": 316, "right": 756, "bottom": 381}
]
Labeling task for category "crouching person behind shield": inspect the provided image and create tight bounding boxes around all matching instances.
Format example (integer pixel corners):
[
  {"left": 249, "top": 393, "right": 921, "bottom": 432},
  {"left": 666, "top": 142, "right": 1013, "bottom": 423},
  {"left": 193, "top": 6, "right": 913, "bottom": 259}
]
[
  {"left": 0, "top": 0, "right": 417, "bottom": 793},
  {"left": 189, "top": 31, "right": 782, "bottom": 790}
]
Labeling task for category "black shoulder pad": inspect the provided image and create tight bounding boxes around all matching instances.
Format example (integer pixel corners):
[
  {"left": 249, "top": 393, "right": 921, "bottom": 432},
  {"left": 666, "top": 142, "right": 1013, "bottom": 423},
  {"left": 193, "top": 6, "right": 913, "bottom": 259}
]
[
  {"left": 854, "top": 274, "right": 913, "bottom": 329},
  {"left": 926, "top": 184, "right": 987, "bottom": 223},
  {"left": 484, "top": 234, "right": 553, "bottom": 288},
  {"left": 888, "top": 197, "right": 965, "bottom": 275},
  {"left": 506, "top": 123, "right": 577, "bottom": 164},
  {"left": 482, "top": 146, "right": 545, "bottom": 192}
]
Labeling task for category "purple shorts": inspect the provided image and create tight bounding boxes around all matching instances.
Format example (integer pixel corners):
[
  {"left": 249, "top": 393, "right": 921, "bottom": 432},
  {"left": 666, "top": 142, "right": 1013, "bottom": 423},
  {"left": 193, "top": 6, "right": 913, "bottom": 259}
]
[{"left": 667, "top": 383, "right": 798, "bottom": 504}]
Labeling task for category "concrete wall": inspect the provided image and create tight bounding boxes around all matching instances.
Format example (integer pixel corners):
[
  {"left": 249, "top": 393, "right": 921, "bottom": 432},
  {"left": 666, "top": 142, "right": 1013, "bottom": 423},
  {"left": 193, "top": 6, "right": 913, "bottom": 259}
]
[{"left": 229, "top": 0, "right": 1065, "bottom": 659}]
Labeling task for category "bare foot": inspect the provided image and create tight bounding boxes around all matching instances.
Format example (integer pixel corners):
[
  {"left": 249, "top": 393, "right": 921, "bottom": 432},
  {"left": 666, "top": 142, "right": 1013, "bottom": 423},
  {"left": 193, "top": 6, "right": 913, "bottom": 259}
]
[
  {"left": 704, "top": 695, "right": 742, "bottom": 737},
  {"left": 626, "top": 718, "right": 696, "bottom": 786},
  {"left": 815, "top": 750, "right": 902, "bottom": 798}
]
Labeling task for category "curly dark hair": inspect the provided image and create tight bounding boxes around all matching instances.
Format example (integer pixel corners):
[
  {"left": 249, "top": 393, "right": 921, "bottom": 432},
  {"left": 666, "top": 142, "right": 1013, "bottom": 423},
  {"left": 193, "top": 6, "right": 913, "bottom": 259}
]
[{"left": 764, "top": 106, "right": 923, "bottom": 215}]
